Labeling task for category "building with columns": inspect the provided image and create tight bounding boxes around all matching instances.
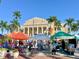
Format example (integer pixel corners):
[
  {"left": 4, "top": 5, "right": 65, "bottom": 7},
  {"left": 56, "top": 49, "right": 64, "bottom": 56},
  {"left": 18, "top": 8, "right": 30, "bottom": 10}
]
[
  {"left": 21, "top": 17, "right": 68, "bottom": 37},
  {"left": 22, "top": 17, "right": 49, "bottom": 37}
]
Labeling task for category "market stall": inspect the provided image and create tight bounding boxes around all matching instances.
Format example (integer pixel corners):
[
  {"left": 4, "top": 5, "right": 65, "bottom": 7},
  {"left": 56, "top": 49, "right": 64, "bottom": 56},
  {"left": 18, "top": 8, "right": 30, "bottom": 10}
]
[{"left": 50, "top": 31, "right": 76, "bottom": 55}]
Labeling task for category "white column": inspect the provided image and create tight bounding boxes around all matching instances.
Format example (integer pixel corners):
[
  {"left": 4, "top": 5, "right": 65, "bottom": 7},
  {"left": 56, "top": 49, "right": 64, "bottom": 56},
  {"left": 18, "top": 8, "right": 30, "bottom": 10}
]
[
  {"left": 28, "top": 27, "right": 29, "bottom": 36},
  {"left": 23, "top": 28, "right": 25, "bottom": 33},
  {"left": 37, "top": 27, "right": 38, "bottom": 34},
  {"left": 42, "top": 27, "right": 43, "bottom": 34},
  {"left": 47, "top": 27, "right": 49, "bottom": 35},
  {"left": 32, "top": 27, "right": 34, "bottom": 36}
]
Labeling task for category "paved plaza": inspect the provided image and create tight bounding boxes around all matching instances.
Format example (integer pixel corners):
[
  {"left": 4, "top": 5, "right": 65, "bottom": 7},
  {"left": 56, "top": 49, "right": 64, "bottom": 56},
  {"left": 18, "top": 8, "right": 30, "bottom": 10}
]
[{"left": 17, "top": 52, "right": 74, "bottom": 59}]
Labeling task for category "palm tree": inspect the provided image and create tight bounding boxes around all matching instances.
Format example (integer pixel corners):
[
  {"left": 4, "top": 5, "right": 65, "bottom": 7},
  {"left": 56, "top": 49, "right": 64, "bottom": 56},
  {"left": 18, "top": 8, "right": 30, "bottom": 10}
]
[
  {"left": 55, "top": 20, "right": 61, "bottom": 31},
  {"left": 13, "top": 10, "right": 21, "bottom": 20},
  {"left": 47, "top": 16, "right": 61, "bottom": 35},
  {"left": 0, "top": 20, "right": 8, "bottom": 34},
  {"left": 47, "top": 16, "right": 57, "bottom": 23},
  {"left": 76, "top": 20, "right": 79, "bottom": 30},
  {"left": 71, "top": 23, "right": 78, "bottom": 31},
  {"left": 65, "top": 18, "right": 74, "bottom": 32},
  {"left": 10, "top": 10, "right": 21, "bottom": 32},
  {"left": 6, "top": 24, "right": 10, "bottom": 33},
  {"left": 47, "top": 16, "right": 57, "bottom": 30},
  {"left": 0, "top": 20, "right": 4, "bottom": 34},
  {"left": 47, "top": 16, "right": 58, "bottom": 28},
  {"left": 10, "top": 19, "right": 20, "bottom": 32},
  {"left": 47, "top": 16, "right": 62, "bottom": 30}
]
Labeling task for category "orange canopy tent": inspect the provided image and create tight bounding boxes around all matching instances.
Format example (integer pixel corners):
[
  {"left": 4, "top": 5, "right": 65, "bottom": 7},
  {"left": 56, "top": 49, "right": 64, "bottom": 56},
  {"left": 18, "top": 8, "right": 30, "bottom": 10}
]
[{"left": 7, "top": 32, "right": 29, "bottom": 40}]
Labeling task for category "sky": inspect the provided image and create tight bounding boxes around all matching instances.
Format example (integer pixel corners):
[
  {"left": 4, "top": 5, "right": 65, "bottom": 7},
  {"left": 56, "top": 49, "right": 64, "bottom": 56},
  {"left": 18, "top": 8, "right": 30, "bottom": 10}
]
[{"left": 0, "top": 0, "right": 79, "bottom": 25}]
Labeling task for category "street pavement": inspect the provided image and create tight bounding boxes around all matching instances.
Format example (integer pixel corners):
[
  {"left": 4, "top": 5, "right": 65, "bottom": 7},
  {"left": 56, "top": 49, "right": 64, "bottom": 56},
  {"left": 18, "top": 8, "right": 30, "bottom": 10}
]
[
  {"left": 17, "top": 48, "right": 79, "bottom": 59},
  {"left": 17, "top": 52, "right": 73, "bottom": 59}
]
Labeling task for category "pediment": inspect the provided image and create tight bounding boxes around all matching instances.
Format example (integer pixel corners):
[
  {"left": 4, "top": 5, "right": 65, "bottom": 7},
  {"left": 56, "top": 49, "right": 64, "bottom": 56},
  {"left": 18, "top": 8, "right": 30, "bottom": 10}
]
[{"left": 24, "top": 17, "right": 48, "bottom": 26}]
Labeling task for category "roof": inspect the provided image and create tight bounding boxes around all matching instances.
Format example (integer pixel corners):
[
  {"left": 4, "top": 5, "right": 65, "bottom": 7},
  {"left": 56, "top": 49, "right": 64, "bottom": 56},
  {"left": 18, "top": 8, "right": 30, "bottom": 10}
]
[{"left": 24, "top": 17, "right": 48, "bottom": 26}]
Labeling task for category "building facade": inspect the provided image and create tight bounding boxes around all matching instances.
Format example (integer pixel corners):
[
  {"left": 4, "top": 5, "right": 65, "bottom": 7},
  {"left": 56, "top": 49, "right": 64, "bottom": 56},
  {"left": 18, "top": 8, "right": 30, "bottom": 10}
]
[
  {"left": 22, "top": 17, "right": 49, "bottom": 37},
  {"left": 21, "top": 17, "right": 68, "bottom": 36}
]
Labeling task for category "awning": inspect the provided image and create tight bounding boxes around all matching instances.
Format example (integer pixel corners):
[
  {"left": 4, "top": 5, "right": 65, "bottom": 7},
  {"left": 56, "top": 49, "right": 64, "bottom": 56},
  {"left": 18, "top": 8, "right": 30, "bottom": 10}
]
[{"left": 50, "top": 31, "right": 75, "bottom": 40}]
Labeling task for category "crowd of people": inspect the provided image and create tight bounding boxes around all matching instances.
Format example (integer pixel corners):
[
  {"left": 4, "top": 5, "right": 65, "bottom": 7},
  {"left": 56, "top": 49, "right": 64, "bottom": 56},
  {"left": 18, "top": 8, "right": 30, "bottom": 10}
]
[
  {"left": 0, "top": 38, "right": 77, "bottom": 59},
  {"left": 0, "top": 39, "right": 50, "bottom": 58},
  {"left": 51, "top": 39, "right": 76, "bottom": 55}
]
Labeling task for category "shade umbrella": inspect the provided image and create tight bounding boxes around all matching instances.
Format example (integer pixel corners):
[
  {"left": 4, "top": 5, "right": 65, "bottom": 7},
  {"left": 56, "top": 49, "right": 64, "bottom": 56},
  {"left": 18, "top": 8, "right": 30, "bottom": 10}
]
[
  {"left": 7, "top": 32, "right": 16, "bottom": 39},
  {"left": 50, "top": 31, "right": 75, "bottom": 40},
  {"left": 69, "top": 31, "right": 79, "bottom": 40},
  {"left": 75, "top": 35, "right": 79, "bottom": 40},
  {"left": 7, "top": 32, "right": 29, "bottom": 40}
]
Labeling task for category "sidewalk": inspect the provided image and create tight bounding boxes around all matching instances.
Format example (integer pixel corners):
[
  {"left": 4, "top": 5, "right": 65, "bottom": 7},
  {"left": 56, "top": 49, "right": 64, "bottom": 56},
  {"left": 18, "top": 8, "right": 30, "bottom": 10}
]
[
  {"left": 56, "top": 52, "right": 79, "bottom": 59},
  {"left": 17, "top": 52, "right": 73, "bottom": 59},
  {"left": 30, "top": 52, "right": 72, "bottom": 59},
  {"left": 37, "top": 50, "right": 77, "bottom": 59},
  {"left": 17, "top": 50, "right": 79, "bottom": 59}
]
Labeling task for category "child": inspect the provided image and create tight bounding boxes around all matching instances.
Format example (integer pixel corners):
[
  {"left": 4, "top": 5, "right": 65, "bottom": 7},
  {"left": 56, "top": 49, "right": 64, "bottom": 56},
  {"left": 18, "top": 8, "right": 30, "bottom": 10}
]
[{"left": 5, "top": 50, "right": 12, "bottom": 59}]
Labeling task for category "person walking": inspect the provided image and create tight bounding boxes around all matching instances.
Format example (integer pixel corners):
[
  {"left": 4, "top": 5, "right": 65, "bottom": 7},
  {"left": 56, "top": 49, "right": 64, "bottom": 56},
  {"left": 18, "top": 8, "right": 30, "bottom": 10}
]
[
  {"left": 3, "top": 40, "right": 9, "bottom": 49},
  {"left": 69, "top": 44, "right": 75, "bottom": 55},
  {"left": 28, "top": 42, "right": 33, "bottom": 52},
  {"left": 52, "top": 41, "right": 58, "bottom": 55},
  {"left": 61, "top": 40, "right": 65, "bottom": 51}
]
